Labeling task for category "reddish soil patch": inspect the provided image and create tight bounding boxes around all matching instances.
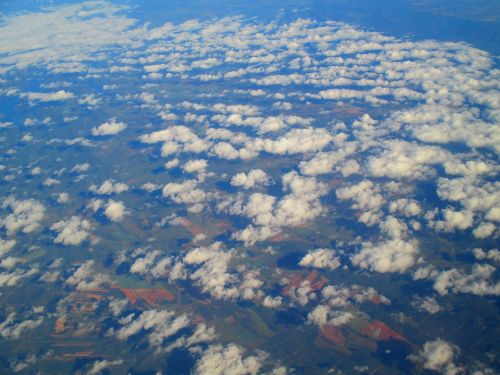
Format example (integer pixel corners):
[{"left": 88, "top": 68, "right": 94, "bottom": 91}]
[
  {"left": 321, "top": 325, "right": 345, "bottom": 345},
  {"left": 175, "top": 217, "right": 204, "bottom": 236},
  {"left": 119, "top": 288, "right": 176, "bottom": 306},
  {"left": 362, "top": 320, "right": 407, "bottom": 342},
  {"left": 282, "top": 271, "right": 328, "bottom": 296}
]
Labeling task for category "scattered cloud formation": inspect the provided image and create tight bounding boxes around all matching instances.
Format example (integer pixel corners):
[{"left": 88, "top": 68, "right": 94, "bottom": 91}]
[
  {"left": 299, "top": 249, "right": 341, "bottom": 270},
  {"left": 230, "top": 169, "right": 270, "bottom": 189},
  {"left": 0, "top": 197, "right": 45, "bottom": 235},
  {"left": 89, "top": 180, "right": 129, "bottom": 195},
  {"left": 91, "top": 119, "right": 127, "bottom": 136},
  {"left": 50, "top": 216, "right": 91, "bottom": 245}
]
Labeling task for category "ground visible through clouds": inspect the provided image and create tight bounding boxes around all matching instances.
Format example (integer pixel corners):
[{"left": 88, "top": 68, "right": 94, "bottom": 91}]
[{"left": 0, "top": 1, "right": 498, "bottom": 374}]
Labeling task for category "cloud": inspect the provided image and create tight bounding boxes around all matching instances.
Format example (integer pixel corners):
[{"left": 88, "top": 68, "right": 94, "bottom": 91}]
[
  {"left": 109, "top": 309, "right": 215, "bottom": 353},
  {"left": 50, "top": 216, "right": 91, "bottom": 246},
  {"left": 163, "top": 180, "right": 206, "bottom": 204},
  {"left": 183, "top": 159, "right": 208, "bottom": 174},
  {"left": 366, "top": 140, "right": 450, "bottom": 180},
  {"left": 91, "top": 119, "right": 127, "bottom": 136},
  {"left": 71, "top": 163, "right": 90, "bottom": 173},
  {"left": 89, "top": 180, "right": 129, "bottom": 195},
  {"left": 412, "top": 296, "right": 441, "bottom": 314},
  {"left": 230, "top": 169, "right": 270, "bottom": 189},
  {"left": 307, "top": 305, "right": 353, "bottom": 327},
  {"left": 0, "top": 267, "right": 39, "bottom": 287},
  {"left": 472, "top": 248, "right": 500, "bottom": 263},
  {"left": 56, "top": 193, "right": 69, "bottom": 204},
  {"left": 86, "top": 360, "right": 123, "bottom": 375},
  {"left": 183, "top": 243, "right": 239, "bottom": 300},
  {"left": 410, "top": 339, "right": 462, "bottom": 374},
  {"left": 432, "top": 264, "right": 500, "bottom": 296},
  {"left": 321, "top": 284, "right": 390, "bottom": 307},
  {"left": 0, "top": 1, "right": 139, "bottom": 73},
  {"left": 223, "top": 171, "right": 328, "bottom": 245},
  {"left": 0, "top": 312, "right": 43, "bottom": 339},
  {"left": 104, "top": 200, "right": 126, "bottom": 222},
  {"left": 193, "top": 344, "right": 275, "bottom": 375},
  {"left": 299, "top": 248, "right": 341, "bottom": 270},
  {"left": 336, "top": 180, "right": 384, "bottom": 226},
  {"left": 66, "top": 260, "right": 110, "bottom": 290},
  {"left": 0, "top": 197, "right": 45, "bottom": 235},
  {"left": 113, "top": 309, "right": 194, "bottom": 351},
  {"left": 140, "top": 125, "right": 210, "bottom": 155},
  {"left": 351, "top": 239, "right": 419, "bottom": 273},
  {"left": 23, "top": 90, "right": 74, "bottom": 102},
  {"left": 0, "top": 238, "right": 16, "bottom": 257}
]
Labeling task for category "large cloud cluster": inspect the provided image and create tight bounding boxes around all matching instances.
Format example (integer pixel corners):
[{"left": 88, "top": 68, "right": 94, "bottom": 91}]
[
  {"left": 0, "top": 3, "right": 499, "bottom": 373},
  {"left": 0, "top": 312, "right": 43, "bottom": 340},
  {"left": 111, "top": 308, "right": 216, "bottom": 354},
  {"left": 0, "top": 197, "right": 45, "bottom": 235},
  {"left": 220, "top": 171, "right": 328, "bottom": 245}
]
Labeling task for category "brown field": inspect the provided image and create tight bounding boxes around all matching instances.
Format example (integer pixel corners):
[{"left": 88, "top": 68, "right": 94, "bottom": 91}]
[{"left": 118, "top": 287, "right": 176, "bottom": 306}]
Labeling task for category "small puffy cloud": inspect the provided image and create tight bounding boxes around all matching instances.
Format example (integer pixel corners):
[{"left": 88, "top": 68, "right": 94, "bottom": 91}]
[
  {"left": 439, "top": 208, "right": 474, "bottom": 231},
  {"left": 140, "top": 125, "right": 209, "bottom": 155},
  {"left": 307, "top": 305, "right": 353, "bottom": 327},
  {"left": 299, "top": 248, "right": 340, "bottom": 270},
  {"left": 211, "top": 142, "right": 240, "bottom": 160},
  {"left": 24, "top": 90, "right": 74, "bottom": 102},
  {"left": 163, "top": 179, "right": 206, "bottom": 204},
  {"left": 412, "top": 296, "right": 441, "bottom": 314},
  {"left": 31, "top": 167, "right": 42, "bottom": 175},
  {"left": 249, "top": 127, "right": 333, "bottom": 155},
  {"left": 472, "top": 248, "right": 500, "bottom": 263},
  {"left": 389, "top": 199, "right": 422, "bottom": 217},
  {"left": 230, "top": 169, "right": 269, "bottom": 189},
  {"left": 351, "top": 239, "right": 419, "bottom": 273},
  {"left": 86, "top": 360, "right": 123, "bottom": 375},
  {"left": 43, "top": 177, "right": 60, "bottom": 186},
  {"left": 0, "top": 238, "right": 16, "bottom": 257},
  {"left": 91, "top": 119, "right": 127, "bottom": 136},
  {"left": 71, "top": 163, "right": 90, "bottom": 173},
  {"left": 57, "top": 192, "right": 69, "bottom": 204},
  {"left": 164, "top": 158, "right": 180, "bottom": 169},
  {"left": 141, "top": 182, "right": 160, "bottom": 192},
  {"left": 262, "top": 295, "right": 283, "bottom": 309},
  {"left": 104, "top": 200, "right": 126, "bottom": 222},
  {"left": 183, "top": 159, "right": 208, "bottom": 174},
  {"left": 66, "top": 260, "right": 110, "bottom": 290},
  {"left": 410, "top": 339, "right": 461, "bottom": 374},
  {"left": 50, "top": 216, "right": 91, "bottom": 245},
  {"left": 336, "top": 180, "right": 384, "bottom": 226},
  {"left": 321, "top": 284, "right": 390, "bottom": 307},
  {"left": 472, "top": 222, "right": 496, "bottom": 238},
  {"left": 193, "top": 343, "right": 274, "bottom": 375},
  {"left": 0, "top": 197, "right": 45, "bottom": 235},
  {"left": 89, "top": 180, "right": 129, "bottom": 195}
]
